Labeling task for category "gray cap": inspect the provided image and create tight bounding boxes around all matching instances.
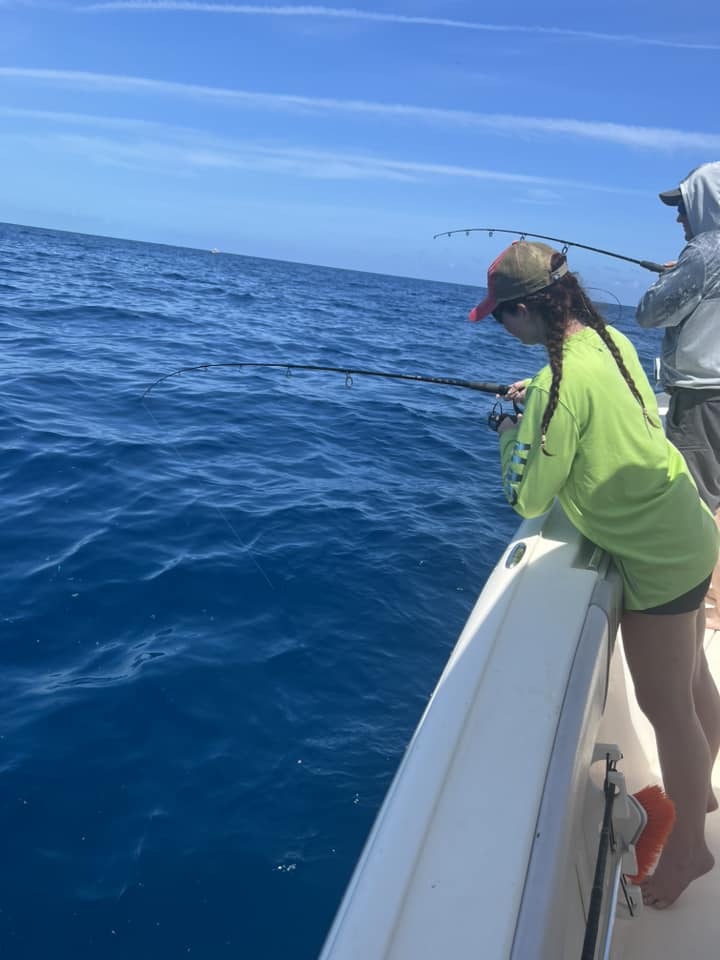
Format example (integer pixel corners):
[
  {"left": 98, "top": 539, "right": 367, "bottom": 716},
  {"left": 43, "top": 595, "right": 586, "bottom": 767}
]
[{"left": 659, "top": 186, "right": 682, "bottom": 206}]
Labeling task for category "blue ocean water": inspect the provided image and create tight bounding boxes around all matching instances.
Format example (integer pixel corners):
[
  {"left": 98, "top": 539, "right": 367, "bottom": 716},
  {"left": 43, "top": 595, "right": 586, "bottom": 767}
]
[{"left": 1, "top": 223, "right": 662, "bottom": 959}]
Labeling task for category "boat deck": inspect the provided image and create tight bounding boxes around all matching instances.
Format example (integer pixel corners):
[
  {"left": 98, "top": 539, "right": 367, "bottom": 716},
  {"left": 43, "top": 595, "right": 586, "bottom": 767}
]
[{"left": 611, "top": 625, "right": 720, "bottom": 959}]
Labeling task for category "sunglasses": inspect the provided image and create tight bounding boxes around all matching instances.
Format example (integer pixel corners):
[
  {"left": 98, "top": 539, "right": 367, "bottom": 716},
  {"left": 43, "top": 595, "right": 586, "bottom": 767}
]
[{"left": 677, "top": 200, "right": 688, "bottom": 218}]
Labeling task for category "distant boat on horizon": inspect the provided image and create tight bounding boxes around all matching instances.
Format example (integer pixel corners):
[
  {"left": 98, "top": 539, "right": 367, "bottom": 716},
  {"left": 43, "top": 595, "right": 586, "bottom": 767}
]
[{"left": 210, "top": 248, "right": 220, "bottom": 254}]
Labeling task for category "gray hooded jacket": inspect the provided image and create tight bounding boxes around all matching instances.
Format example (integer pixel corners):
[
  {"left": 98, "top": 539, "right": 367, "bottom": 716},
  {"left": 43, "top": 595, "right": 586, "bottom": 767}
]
[{"left": 636, "top": 161, "right": 720, "bottom": 389}]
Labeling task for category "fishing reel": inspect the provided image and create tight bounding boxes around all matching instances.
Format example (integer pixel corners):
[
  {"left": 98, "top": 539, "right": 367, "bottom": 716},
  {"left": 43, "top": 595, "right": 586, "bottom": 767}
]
[{"left": 487, "top": 399, "right": 522, "bottom": 433}]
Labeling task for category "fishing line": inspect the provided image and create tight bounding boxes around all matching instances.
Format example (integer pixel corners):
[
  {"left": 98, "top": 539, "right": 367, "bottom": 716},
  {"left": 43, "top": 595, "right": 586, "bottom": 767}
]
[
  {"left": 585, "top": 287, "right": 624, "bottom": 325},
  {"left": 141, "top": 396, "right": 276, "bottom": 590},
  {"left": 433, "top": 227, "right": 667, "bottom": 274}
]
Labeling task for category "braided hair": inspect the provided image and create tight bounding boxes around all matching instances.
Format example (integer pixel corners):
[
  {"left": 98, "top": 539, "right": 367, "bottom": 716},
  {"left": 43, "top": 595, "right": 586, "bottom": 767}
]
[{"left": 496, "top": 253, "right": 658, "bottom": 455}]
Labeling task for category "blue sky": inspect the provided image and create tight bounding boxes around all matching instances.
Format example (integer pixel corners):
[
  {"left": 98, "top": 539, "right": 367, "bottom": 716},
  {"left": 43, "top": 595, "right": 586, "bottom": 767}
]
[{"left": 2, "top": 1, "right": 719, "bottom": 300}]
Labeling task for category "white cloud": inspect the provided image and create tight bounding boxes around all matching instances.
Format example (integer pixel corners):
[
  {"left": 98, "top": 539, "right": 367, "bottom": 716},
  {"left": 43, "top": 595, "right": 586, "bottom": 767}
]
[
  {"left": 3, "top": 67, "right": 720, "bottom": 152},
  {"left": 0, "top": 104, "right": 174, "bottom": 131},
  {"left": 0, "top": 111, "right": 646, "bottom": 194},
  {"left": 78, "top": 2, "right": 720, "bottom": 52}
]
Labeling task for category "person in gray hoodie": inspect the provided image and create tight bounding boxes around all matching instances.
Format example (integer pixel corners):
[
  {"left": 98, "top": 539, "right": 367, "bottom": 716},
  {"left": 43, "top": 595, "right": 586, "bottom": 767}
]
[{"left": 637, "top": 161, "right": 720, "bottom": 630}]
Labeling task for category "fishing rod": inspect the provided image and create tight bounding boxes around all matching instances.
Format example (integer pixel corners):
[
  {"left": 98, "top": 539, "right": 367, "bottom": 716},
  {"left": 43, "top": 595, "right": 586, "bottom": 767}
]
[
  {"left": 433, "top": 227, "right": 667, "bottom": 274},
  {"left": 142, "top": 362, "right": 510, "bottom": 400}
]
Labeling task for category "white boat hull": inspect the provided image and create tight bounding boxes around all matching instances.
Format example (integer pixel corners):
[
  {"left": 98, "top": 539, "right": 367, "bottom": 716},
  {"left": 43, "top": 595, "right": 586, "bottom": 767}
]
[{"left": 321, "top": 505, "right": 627, "bottom": 958}]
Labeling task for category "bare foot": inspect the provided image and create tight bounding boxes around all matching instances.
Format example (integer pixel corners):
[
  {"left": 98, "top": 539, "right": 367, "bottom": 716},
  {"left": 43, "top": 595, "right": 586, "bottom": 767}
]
[{"left": 641, "top": 845, "right": 715, "bottom": 908}]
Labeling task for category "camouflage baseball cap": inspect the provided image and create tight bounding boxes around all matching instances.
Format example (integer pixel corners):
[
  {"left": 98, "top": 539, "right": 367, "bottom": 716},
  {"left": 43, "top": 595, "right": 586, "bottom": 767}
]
[{"left": 469, "top": 241, "right": 568, "bottom": 321}]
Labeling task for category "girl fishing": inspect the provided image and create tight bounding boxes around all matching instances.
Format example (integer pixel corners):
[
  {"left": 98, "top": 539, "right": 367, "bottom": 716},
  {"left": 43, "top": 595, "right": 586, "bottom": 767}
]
[{"left": 472, "top": 241, "right": 720, "bottom": 908}]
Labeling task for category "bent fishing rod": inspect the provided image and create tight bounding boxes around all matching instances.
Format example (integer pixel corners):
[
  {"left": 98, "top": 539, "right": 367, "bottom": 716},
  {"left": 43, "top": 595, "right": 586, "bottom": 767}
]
[
  {"left": 433, "top": 227, "right": 667, "bottom": 274},
  {"left": 142, "top": 362, "right": 510, "bottom": 400}
]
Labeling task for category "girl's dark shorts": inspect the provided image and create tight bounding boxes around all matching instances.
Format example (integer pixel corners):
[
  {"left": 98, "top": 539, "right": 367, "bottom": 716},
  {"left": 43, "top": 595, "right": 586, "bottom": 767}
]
[{"left": 633, "top": 573, "right": 713, "bottom": 616}]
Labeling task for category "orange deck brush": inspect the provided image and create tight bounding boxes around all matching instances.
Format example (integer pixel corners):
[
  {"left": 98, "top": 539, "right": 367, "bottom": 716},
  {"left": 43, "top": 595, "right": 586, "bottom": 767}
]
[{"left": 628, "top": 785, "right": 677, "bottom": 883}]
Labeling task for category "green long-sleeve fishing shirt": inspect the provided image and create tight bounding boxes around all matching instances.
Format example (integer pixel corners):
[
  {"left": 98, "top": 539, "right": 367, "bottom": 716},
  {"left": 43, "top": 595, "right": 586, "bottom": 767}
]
[{"left": 499, "top": 325, "right": 718, "bottom": 610}]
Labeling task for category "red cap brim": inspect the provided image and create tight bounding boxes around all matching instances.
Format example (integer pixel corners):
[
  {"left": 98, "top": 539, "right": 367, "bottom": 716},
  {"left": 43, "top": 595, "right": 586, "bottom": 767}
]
[{"left": 468, "top": 293, "right": 496, "bottom": 322}]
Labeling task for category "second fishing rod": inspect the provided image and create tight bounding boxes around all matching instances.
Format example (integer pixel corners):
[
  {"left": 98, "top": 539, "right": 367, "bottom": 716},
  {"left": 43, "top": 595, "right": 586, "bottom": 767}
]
[{"left": 433, "top": 227, "right": 668, "bottom": 274}]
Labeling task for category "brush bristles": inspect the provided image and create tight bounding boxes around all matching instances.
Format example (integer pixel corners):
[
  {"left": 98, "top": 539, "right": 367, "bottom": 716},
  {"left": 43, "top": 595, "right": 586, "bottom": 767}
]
[{"left": 628, "top": 785, "right": 676, "bottom": 883}]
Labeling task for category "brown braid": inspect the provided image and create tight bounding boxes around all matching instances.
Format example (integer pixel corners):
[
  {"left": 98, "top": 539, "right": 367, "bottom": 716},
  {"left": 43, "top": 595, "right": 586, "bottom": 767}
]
[
  {"left": 540, "top": 302, "right": 566, "bottom": 455},
  {"left": 575, "top": 302, "right": 657, "bottom": 429},
  {"left": 497, "top": 253, "right": 658, "bottom": 455}
]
